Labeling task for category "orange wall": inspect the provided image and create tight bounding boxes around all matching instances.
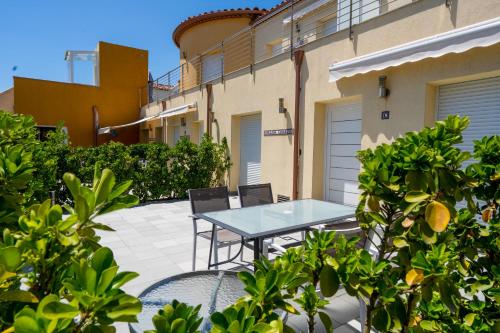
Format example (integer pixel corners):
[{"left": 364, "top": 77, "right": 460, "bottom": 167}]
[
  {"left": 0, "top": 88, "right": 14, "bottom": 112},
  {"left": 13, "top": 42, "right": 148, "bottom": 146}
]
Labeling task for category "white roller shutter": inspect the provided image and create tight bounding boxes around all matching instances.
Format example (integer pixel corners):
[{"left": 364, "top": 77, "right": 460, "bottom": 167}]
[
  {"left": 202, "top": 53, "right": 223, "bottom": 83},
  {"left": 325, "top": 101, "right": 362, "bottom": 206},
  {"left": 240, "top": 114, "right": 262, "bottom": 185},
  {"left": 438, "top": 76, "right": 500, "bottom": 165}
]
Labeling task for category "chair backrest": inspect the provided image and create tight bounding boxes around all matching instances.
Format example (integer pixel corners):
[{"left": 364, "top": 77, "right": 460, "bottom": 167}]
[
  {"left": 238, "top": 183, "right": 273, "bottom": 208},
  {"left": 188, "top": 186, "right": 230, "bottom": 214}
]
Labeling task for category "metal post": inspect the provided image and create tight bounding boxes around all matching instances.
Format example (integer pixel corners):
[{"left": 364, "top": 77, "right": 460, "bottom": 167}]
[
  {"left": 50, "top": 191, "right": 56, "bottom": 206},
  {"left": 290, "top": 0, "right": 295, "bottom": 59},
  {"left": 250, "top": 27, "right": 254, "bottom": 74},
  {"left": 221, "top": 41, "right": 224, "bottom": 83},
  {"left": 349, "top": 0, "right": 354, "bottom": 40}
]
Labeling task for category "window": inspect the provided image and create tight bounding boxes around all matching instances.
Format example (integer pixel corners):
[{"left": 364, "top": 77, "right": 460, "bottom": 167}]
[
  {"left": 35, "top": 126, "right": 67, "bottom": 142},
  {"left": 319, "top": 15, "right": 337, "bottom": 37},
  {"left": 337, "top": 0, "right": 380, "bottom": 31},
  {"left": 202, "top": 53, "right": 223, "bottom": 83}
]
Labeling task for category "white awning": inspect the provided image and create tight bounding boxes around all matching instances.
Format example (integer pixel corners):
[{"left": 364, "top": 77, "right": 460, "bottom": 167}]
[
  {"left": 329, "top": 17, "right": 500, "bottom": 82},
  {"left": 157, "top": 103, "right": 195, "bottom": 118},
  {"left": 283, "top": 0, "right": 331, "bottom": 24},
  {"left": 97, "top": 103, "right": 196, "bottom": 135}
]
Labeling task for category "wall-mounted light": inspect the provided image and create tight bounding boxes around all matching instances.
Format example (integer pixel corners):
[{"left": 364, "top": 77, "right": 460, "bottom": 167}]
[
  {"left": 279, "top": 98, "right": 287, "bottom": 114},
  {"left": 181, "top": 117, "right": 186, "bottom": 127},
  {"left": 378, "top": 75, "right": 390, "bottom": 98}
]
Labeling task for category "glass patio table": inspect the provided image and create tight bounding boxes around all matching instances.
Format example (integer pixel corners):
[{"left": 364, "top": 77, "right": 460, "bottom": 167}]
[{"left": 195, "top": 199, "right": 356, "bottom": 262}]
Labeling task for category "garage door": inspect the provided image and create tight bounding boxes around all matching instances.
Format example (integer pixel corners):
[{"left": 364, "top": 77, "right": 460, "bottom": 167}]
[
  {"left": 438, "top": 76, "right": 500, "bottom": 165},
  {"left": 325, "top": 101, "right": 362, "bottom": 206},
  {"left": 240, "top": 114, "right": 262, "bottom": 185}
]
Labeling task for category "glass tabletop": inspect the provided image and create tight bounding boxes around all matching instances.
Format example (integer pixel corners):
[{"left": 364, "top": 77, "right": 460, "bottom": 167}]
[
  {"left": 129, "top": 271, "right": 246, "bottom": 333},
  {"left": 197, "top": 199, "right": 356, "bottom": 238}
]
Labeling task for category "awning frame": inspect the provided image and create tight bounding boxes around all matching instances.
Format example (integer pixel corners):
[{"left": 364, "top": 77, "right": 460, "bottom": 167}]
[
  {"left": 329, "top": 17, "right": 500, "bottom": 81},
  {"left": 97, "top": 103, "right": 196, "bottom": 135}
]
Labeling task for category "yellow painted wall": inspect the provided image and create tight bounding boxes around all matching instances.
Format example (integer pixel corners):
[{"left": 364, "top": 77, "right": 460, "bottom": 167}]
[
  {"left": 179, "top": 18, "right": 253, "bottom": 90},
  {"left": 0, "top": 88, "right": 14, "bottom": 113},
  {"left": 13, "top": 42, "right": 148, "bottom": 146},
  {"left": 143, "top": 0, "right": 500, "bottom": 200}
]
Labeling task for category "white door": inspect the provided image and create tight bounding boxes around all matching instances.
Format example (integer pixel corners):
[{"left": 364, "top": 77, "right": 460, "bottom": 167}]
[
  {"left": 438, "top": 76, "right": 500, "bottom": 166},
  {"left": 240, "top": 114, "right": 262, "bottom": 185},
  {"left": 173, "top": 126, "right": 181, "bottom": 144},
  {"left": 325, "top": 101, "right": 362, "bottom": 206}
]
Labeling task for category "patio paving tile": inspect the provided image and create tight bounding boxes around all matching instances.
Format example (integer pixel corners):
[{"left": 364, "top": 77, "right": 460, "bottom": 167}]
[{"left": 96, "top": 199, "right": 361, "bottom": 333}]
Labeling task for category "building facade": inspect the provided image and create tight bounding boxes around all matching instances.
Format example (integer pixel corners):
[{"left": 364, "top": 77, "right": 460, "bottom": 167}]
[
  {"left": 4, "top": 42, "right": 148, "bottom": 146},
  {"left": 140, "top": 0, "right": 500, "bottom": 202}
]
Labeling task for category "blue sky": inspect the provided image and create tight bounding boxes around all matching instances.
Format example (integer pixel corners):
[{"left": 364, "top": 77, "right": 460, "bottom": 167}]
[{"left": 0, "top": 0, "right": 278, "bottom": 92}]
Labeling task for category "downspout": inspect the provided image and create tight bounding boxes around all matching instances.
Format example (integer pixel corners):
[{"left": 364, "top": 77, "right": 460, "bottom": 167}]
[
  {"left": 206, "top": 83, "right": 213, "bottom": 137},
  {"left": 292, "top": 50, "right": 304, "bottom": 200},
  {"left": 92, "top": 105, "right": 99, "bottom": 147}
]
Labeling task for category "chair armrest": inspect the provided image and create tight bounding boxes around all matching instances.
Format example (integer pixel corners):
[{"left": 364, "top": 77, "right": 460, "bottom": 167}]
[{"left": 268, "top": 243, "right": 287, "bottom": 254}]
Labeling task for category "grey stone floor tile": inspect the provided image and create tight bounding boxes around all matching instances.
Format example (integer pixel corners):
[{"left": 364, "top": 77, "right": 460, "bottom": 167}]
[{"left": 96, "top": 199, "right": 362, "bottom": 333}]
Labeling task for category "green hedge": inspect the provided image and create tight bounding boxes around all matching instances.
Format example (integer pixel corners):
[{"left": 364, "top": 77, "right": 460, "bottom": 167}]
[
  {"left": 0, "top": 112, "right": 231, "bottom": 204},
  {"left": 59, "top": 138, "right": 230, "bottom": 203}
]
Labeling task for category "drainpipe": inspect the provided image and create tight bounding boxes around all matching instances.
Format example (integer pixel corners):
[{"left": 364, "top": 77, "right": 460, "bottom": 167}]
[
  {"left": 292, "top": 50, "right": 304, "bottom": 200},
  {"left": 92, "top": 105, "right": 99, "bottom": 146},
  {"left": 206, "top": 84, "right": 213, "bottom": 137}
]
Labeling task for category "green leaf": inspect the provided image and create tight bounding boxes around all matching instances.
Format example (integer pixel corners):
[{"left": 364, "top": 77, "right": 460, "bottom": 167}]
[
  {"left": 319, "top": 265, "right": 339, "bottom": 297},
  {"left": 210, "top": 312, "right": 228, "bottom": 328},
  {"left": 95, "top": 168, "right": 116, "bottom": 206},
  {"left": 406, "top": 171, "right": 427, "bottom": 191},
  {"left": 0, "top": 246, "right": 21, "bottom": 271},
  {"left": 14, "top": 316, "right": 41, "bottom": 333},
  {"left": 393, "top": 237, "right": 409, "bottom": 248},
  {"left": 106, "top": 296, "right": 142, "bottom": 319},
  {"left": 171, "top": 318, "right": 186, "bottom": 333},
  {"left": 112, "top": 271, "right": 139, "bottom": 289},
  {"left": 75, "top": 194, "right": 90, "bottom": 222},
  {"left": 91, "top": 247, "right": 114, "bottom": 277},
  {"left": 404, "top": 191, "right": 430, "bottom": 203},
  {"left": 464, "top": 313, "right": 476, "bottom": 326},
  {"left": 63, "top": 172, "right": 81, "bottom": 199},
  {"left": 372, "top": 307, "right": 390, "bottom": 331},
  {"left": 319, "top": 312, "right": 333, "bottom": 333},
  {"left": 109, "top": 180, "right": 133, "bottom": 200},
  {"left": 40, "top": 299, "right": 79, "bottom": 320},
  {"left": 420, "top": 320, "right": 439, "bottom": 331},
  {"left": 0, "top": 290, "right": 38, "bottom": 303},
  {"left": 96, "top": 266, "right": 119, "bottom": 295}
]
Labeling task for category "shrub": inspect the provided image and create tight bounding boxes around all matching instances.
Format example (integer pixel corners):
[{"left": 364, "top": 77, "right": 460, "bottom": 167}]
[
  {"left": 56, "top": 135, "right": 230, "bottom": 203},
  {"left": 0, "top": 110, "right": 142, "bottom": 331}
]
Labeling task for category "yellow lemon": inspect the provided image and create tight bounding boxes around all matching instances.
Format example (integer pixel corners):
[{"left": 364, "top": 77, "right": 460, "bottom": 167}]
[
  {"left": 425, "top": 201, "right": 450, "bottom": 233},
  {"left": 406, "top": 268, "right": 424, "bottom": 286}
]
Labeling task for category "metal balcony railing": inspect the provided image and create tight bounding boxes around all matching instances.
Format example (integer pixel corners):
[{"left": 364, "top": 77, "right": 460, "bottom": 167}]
[{"left": 148, "top": 0, "right": 414, "bottom": 103}]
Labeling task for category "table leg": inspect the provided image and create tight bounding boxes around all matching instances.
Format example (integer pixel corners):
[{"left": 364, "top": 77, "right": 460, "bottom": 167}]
[
  {"left": 208, "top": 224, "right": 216, "bottom": 270},
  {"left": 253, "top": 237, "right": 263, "bottom": 262}
]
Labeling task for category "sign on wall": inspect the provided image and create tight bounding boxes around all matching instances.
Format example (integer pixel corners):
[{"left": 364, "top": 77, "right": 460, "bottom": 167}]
[{"left": 264, "top": 128, "right": 294, "bottom": 136}]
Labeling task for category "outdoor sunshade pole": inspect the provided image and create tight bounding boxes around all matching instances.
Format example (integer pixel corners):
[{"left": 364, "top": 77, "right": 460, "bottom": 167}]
[{"left": 292, "top": 50, "right": 304, "bottom": 200}]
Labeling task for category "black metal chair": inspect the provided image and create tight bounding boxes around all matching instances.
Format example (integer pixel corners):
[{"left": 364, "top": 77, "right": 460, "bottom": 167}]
[
  {"left": 237, "top": 183, "right": 274, "bottom": 208},
  {"left": 188, "top": 186, "right": 241, "bottom": 271}
]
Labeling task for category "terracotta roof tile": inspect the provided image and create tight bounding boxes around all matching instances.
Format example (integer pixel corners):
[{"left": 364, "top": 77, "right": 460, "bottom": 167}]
[{"left": 172, "top": 8, "right": 268, "bottom": 47}]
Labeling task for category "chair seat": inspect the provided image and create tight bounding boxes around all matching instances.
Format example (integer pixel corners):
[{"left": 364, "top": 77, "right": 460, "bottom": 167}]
[{"left": 198, "top": 229, "right": 241, "bottom": 243}]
